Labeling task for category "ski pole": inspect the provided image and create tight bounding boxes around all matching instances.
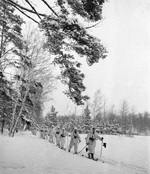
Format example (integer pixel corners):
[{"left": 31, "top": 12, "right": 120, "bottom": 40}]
[
  {"left": 100, "top": 140, "right": 103, "bottom": 158},
  {"left": 67, "top": 133, "right": 69, "bottom": 149},
  {"left": 78, "top": 145, "right": 87, "bottom": 154}
]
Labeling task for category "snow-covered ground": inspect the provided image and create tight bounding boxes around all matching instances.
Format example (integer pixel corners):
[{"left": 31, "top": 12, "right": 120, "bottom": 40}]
[
  {"left": 77, "top": 134, "right": 150, "bottom": 174},
  {"left": 0, "top": 130, "right": 149, "bottom": 174}
]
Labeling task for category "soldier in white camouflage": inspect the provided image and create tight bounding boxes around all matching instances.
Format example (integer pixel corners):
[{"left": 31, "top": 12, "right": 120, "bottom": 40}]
[{"left": 86, "top": 127, "right": 103, "bottom": 159}]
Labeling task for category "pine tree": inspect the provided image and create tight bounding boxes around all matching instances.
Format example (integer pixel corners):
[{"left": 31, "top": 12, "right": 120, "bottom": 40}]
[
  {"left": 44, "top": 105, "right": 58, "bottom": 127},
  {"left": 50, "top": 105, "right": 58, "bottom": 126},
  {"left": 0, "top": 0, "right": 107, "bottom": 135},
  {"left": 69, "top": 113, "right": 76, "bottom": 131},
  {"left": 0, "top": 0, "right": 24, "bottom": 69},
  {"left": 0, "top": 72, "right": 16, "bottom": 133},
  {"left": 83, "top": 105, "right": 92, "bottom": 133},
  {"left": 7, "top": 0, "right": 107, "bottom": 106},
  {"left": 0, "top": 0, "right": 25, "bottom": 136}
]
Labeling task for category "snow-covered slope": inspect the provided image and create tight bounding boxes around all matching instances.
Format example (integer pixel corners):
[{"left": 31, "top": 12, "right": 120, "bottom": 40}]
[{"left": 0, "top": 131, "right": 149, "bottom": 174}]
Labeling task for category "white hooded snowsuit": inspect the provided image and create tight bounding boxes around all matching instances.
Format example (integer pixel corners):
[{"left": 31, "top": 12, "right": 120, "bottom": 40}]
[
  {"left": 55, "top": 127, "right": 61, "bottom": 147},
  {"left": 86, "top": 131, "right": 102, "bottom": 154},
  {"left": 68, "top": 130, "right": 81, "bottom": 153},
  {"left": 60, "top": 129, "right": 68, "bottom": 149},
  {"left": 48, "top": 127, "right": 55, "bottom": 143}
]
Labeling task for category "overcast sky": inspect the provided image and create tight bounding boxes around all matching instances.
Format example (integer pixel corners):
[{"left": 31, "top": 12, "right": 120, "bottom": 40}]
[
  {"left": 45, "top": 0, "right": 150, "bottom": 115},
  {"left": 19, "top": 0, "right": 150, "bottom": 115}
]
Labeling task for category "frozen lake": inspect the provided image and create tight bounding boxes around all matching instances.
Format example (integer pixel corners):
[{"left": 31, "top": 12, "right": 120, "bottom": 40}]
[{"left": 67, "top": 134, "right": 150, "bottom": 173}]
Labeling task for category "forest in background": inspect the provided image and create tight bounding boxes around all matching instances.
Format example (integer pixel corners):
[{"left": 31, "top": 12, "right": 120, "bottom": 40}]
[{"left": 44, "top": 95, "right": 150, "bottom": 136}]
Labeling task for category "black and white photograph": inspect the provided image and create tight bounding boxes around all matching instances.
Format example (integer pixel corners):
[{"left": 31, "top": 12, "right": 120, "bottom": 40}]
[{"left": 0, "top": 0, "right": 150, "bottom": 173}]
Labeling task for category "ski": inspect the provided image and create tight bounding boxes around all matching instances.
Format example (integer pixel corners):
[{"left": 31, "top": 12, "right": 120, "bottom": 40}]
[
  {"left": 68, "top": 151, "right": 100, "bottom": 162},
  {"left": 81, "top": 154, "right": 99, "bottom": 161},
  {"left": 58, "top": 147, "right": 103, "bottom": 163},
  {"left": 59, "top": 147, "right": 67, "bottom": 151}
]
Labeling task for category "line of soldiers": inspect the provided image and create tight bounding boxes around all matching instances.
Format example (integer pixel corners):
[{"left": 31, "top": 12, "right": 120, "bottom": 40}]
[
  {"left": 47, "top": 125, "right": 81, "bottom": 153},
  {"left": 40, "top": 125, "right": 104, "bottom": 160}
]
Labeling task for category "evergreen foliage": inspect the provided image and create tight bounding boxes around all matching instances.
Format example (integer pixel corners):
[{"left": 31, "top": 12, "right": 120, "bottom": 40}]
[
  {"left": 0, "top": 0, "right": 24, "bottom": 69},
  {"left": 5, "top": 0, "right": 107, "bottom": 105},
  {"left": 40, "top": 11, "right": 107, "bottom": 105},
  {"left": 0, "top": 72, "right": 15, "bottom": 133},
  {"left": 0, "top": 0, "right": 107, "bottom": 135},
  {"left": 44, "top": 106, "right": 58, "bottom": 127},
  {"left": 83, "top": 105, "right": 92, "bottom": 132},
  {"left": 57, "top": 0, "right": 105, "bottom": 21},
  {"left": 69, "top": 113, "right": 76, "bottom": 130}
]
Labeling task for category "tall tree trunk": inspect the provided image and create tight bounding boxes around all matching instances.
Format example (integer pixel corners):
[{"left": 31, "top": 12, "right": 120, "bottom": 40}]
[
  {"left": 0, "top": 18, "right": 4, "bottom": 72},
  {"left": 9, "top": 99, "right": 19, "bottom": 136},
  {"left": 1, "top": 108, "right": 5, "bottom": 134},
  {"left": 1, "top": 119, "right": 5, "bottom": 134},
  {"left": 9, "top": 69, "right": 24, "bottom": 136},
  {"left": 0, "top": 3, "right": 6, "bottom": 61},
  {"left": 0, "top": 22, "right": 4, "bottom": 59},
  {"left": 11, "top": 87, "right": 29, "bottom": 137}
]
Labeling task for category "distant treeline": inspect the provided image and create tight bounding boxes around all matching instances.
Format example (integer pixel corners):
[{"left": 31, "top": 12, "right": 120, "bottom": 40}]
[
  {"left": 44, "top": 105, "right": 150, "bottom": 136},
  {"left": 56, "top": 112, "right": 150, "bottom": 136}
]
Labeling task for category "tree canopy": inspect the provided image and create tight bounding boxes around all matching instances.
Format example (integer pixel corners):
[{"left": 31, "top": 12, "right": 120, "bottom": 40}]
[
  {"left": 0, "top": 0, "right": 107, "bottom": 135},
  {"left": 3, "top": 0, "right": 107, "bottom": 105}
]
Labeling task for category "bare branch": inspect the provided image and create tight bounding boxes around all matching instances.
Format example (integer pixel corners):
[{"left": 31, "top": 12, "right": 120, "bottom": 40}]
[
  {"left": 40, "top": 0, "right": 58, "bottom": 17},
  {"left": 6, "top": 0, "right": 45, "bottom": 17},
  {"left": 85, "top": 18, "right": 104, "bottom": 29},
  {"left": 24, "top": 0, "right": 42, "bottom": 20},
  {"left": 6, "top": 0, "right": 39, "bottom": 24},
  {"left": 1, "top": 47, "right": 16, "bottom": 58}
]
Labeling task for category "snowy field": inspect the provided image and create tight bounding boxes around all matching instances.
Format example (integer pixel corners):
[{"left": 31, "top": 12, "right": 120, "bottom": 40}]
[
  {"left": 0, "top": 130, "right": 150, "bottom": 174},
  {"left": 77, "top": 134, "right": 150, "bottom": 173}
]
